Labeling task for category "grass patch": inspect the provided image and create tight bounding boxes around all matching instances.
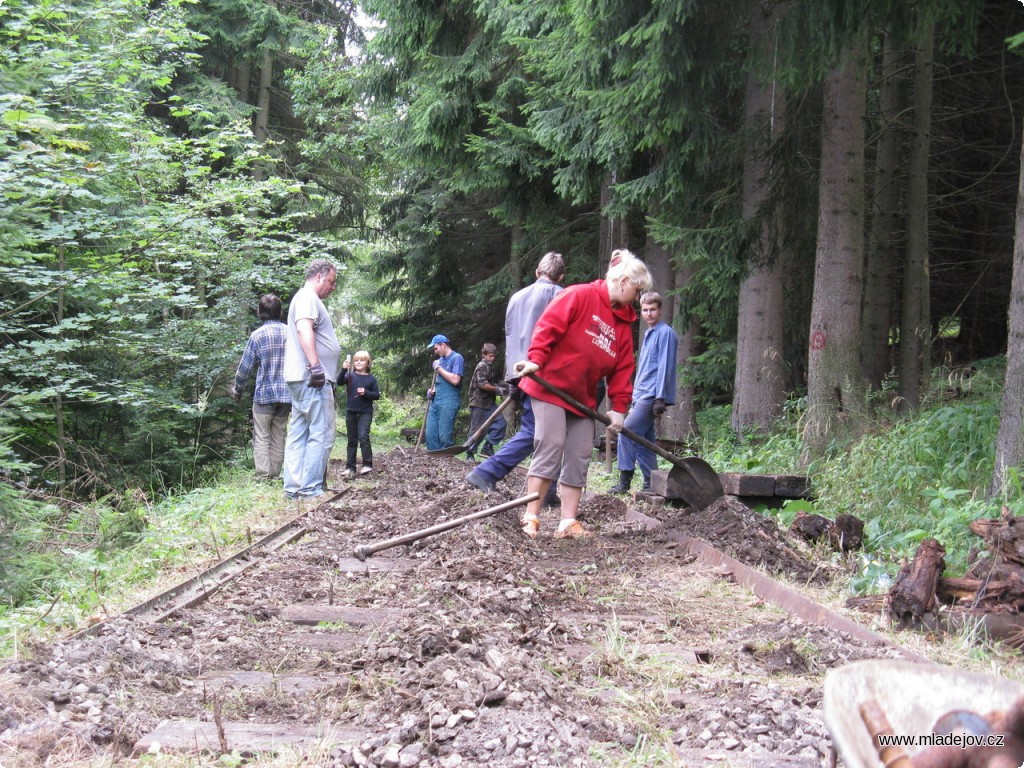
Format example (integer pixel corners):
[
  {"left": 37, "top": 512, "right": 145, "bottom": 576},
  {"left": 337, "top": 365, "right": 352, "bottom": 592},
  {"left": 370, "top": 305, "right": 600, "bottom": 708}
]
[{"left": 0, "top": 467, "right": 296, "bottom": 658}]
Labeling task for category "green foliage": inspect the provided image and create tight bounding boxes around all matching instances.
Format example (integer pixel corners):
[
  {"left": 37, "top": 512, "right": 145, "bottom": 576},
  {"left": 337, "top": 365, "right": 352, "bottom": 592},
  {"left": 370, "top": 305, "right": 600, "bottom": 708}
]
[
  {"left": 0, "top": 0, "right": 364, "bottom": 504},
  {"left": 0, "top": 468, "right": 286, "bottom": 650},
  {"left": 811, "top": 400, "right": 999, "bottom": 573},
  {"left": 696, "top": 363, "right": 1009, "bottom": 585}
]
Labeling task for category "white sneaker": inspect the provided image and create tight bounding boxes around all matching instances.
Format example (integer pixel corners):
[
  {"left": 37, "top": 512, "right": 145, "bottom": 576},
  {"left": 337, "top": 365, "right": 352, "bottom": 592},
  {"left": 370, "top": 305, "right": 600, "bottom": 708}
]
[
  {"left": 342, "top": 469, "right": 354, "bottom": 479},
  {"left": 358, "top": 466, "right": 372, "bottom": 476}
]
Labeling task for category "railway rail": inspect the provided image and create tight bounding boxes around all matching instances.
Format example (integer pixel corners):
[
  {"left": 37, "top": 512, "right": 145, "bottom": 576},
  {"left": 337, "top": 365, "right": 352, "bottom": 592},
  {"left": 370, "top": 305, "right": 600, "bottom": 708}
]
[{"left": 1, "top": 452, "right": 923, "bottom": 767}]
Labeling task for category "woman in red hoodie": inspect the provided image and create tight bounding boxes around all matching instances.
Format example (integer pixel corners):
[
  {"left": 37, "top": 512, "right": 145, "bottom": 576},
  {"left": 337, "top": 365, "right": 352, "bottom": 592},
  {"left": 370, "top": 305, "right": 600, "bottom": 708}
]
[{"left": 513, "top": 249, "right": 652, "bottom": 539}]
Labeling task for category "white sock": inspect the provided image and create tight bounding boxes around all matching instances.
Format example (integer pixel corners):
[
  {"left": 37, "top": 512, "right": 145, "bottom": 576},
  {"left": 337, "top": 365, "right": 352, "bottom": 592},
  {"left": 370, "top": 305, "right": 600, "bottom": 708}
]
[{"left": 557, "top": 518, "right": 576, "bottom": 532}]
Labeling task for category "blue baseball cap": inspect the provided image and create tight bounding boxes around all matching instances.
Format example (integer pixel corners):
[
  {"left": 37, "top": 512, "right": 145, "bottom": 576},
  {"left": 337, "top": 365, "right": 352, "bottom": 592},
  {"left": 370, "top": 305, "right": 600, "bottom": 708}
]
[{"left": 430, "top": 334, "right": 450, "bottom": 345}]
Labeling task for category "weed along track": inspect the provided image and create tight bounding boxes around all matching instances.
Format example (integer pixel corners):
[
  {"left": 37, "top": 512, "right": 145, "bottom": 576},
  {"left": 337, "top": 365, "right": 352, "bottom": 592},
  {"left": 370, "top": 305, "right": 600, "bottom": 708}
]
[{"left": 2, "top": 449, "right": 915, "bottom": 767}]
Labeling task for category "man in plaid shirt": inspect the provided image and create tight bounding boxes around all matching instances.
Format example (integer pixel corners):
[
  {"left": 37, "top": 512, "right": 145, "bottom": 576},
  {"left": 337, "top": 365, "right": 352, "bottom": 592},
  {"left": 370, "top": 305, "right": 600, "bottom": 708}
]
[{"left": 232, "top": 294, "right": 291, "bottom": 480}]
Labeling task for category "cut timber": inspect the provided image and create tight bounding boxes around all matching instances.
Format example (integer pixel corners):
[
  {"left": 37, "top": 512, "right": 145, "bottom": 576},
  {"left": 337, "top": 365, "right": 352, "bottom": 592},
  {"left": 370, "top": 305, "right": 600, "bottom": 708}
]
[
  {"left": 719, "top": 473, "right": 776, "bottom": 497},
  {"left": 653, "top": 470, "right": 810, "bottom": 502},
  {"left": 562, "top": 643, "right": 708, "bottom": 665},
  {"left": 290, "top": 632, "right": 365, "bottom": 653},
  {"left": 197, "top": 671, "right": 336, "bottom": 695},
  {"left": 278, "top": 605, "right": 410, "bottom": 626},
  {"left": 132, "top": 719, "right": 364, "bottom": 757},
  {"left": 334, "top": 556, "right": 417, "bottom": 573},
  {"left": 889, "top": 538, "right": 945, "bottom": 624},
  {"left": 773, "top": 475, "right": 811, "bottom": 498}
]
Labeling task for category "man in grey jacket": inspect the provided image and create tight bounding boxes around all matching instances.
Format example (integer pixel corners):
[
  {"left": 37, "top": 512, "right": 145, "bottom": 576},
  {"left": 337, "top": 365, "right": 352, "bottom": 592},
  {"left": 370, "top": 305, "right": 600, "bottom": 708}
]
[{"left": 467, "top": 252, "right": 565, "bottom": 499}]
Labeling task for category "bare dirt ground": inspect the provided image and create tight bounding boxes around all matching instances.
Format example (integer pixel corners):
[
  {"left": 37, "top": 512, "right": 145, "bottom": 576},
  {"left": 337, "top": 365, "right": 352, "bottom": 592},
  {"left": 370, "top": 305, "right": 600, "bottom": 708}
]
[{"left": 0, "top": 448, "right": 912, "bottom": 767}]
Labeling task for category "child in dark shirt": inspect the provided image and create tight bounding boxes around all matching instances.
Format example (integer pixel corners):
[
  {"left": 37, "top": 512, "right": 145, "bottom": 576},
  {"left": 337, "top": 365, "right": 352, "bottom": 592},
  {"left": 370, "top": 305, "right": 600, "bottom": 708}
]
[{"left": 341, "top": 350, "right": 381, "bottom": 476}]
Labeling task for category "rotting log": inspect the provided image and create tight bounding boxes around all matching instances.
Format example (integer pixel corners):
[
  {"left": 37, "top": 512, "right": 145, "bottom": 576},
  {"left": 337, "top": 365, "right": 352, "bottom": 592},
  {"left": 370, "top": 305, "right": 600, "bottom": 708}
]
[
  {"left": 789, "top": 512, "right": 863, "bottom": 552},
  {"left": 969, "top": 512, "right": 1024, "bottom": 565},
  {"left": 936, "top": 576, "right": 1014, "bottom": 603},
  {"left": 889, "top": 538, "right": 945, "bottom": 625},
  {"left": 831, "top": 514, "right": 864, "bottom": 552},
  {"left": 790, "top": 512, "right": 832, "bottom": 543}
]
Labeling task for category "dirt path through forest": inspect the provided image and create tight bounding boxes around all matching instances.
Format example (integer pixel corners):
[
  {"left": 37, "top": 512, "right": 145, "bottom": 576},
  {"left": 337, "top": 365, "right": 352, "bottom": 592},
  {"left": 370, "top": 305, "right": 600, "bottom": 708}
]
[{"left": 1, "top": 449, "right": 912, "bottom": 767}]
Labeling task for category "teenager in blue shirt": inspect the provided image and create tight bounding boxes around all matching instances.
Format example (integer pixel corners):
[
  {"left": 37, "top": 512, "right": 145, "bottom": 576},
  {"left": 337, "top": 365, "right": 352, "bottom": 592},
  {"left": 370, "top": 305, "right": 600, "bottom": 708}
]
[
  {"left": 425, "top": 334, "right": 464, "bottom": 450},
  {"left": 611, "top": 292, "right": 679, "bottom": 494}
]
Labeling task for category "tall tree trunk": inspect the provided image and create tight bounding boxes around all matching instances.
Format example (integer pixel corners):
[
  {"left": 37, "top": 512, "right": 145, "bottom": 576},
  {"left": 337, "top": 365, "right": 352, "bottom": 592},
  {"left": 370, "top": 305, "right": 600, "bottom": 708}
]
[
  {"left": 599, "top": 172, "right": 626, "bottom": 264},
  {"left": 644, "top": 217, "right": 673, "bottom": 312},
  {"left": 733, "top": 0, "right": 786, "bottom": 435},
  {"left": 253, "top": 45, "right": 273, "bottom": 181},
  {"left": 54, "top": 209, "right": 66, "bottom": 489},
  {"left": 230, "top": 60, "right": 252, "bottom": 103},
  {"left": 898, "top": 26, "right": 934, "bottom": 411},
  {"left": 862, "top": 31, "right": 905, "bottom": 391},
  {"left": 662, "top": 261, "right": 700, "bottom": 441},
  {"left": 510, "top": 217, "right": 525, "bottom": 285},
  {"left": 803, "top": 27, "right": 869, "bottom": 461},
  {"left": 991, "top": 127, "right": 1024, "bottom": 497}
]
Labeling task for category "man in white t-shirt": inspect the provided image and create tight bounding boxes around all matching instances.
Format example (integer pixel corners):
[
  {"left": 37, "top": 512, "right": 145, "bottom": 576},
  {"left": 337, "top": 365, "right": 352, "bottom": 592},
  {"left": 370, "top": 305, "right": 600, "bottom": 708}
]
[{"left": 283, "top": 258, "right": 340, "bottom": 498}]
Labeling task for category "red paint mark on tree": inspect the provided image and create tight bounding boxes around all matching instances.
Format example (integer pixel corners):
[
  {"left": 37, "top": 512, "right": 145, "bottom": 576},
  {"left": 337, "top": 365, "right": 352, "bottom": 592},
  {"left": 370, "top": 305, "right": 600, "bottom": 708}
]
[{"left": 810, "top": 331, "right": 827, "bottom": 351}]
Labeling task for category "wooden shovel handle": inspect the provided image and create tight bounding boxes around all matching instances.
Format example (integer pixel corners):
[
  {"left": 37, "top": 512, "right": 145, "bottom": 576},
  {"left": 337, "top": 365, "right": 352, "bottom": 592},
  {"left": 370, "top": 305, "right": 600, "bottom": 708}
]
[
  {"left": 526, "top": 373, "right": 679, "bottom": 466},
  {"left": 414, "top": 370, "right": 438, "bottom": 450}
]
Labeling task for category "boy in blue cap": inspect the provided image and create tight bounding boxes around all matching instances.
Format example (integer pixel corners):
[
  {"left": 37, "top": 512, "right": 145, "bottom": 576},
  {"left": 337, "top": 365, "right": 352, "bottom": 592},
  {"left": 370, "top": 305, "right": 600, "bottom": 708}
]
[{"left": 425, "top": 334, "right": 464, "bottom": 450}]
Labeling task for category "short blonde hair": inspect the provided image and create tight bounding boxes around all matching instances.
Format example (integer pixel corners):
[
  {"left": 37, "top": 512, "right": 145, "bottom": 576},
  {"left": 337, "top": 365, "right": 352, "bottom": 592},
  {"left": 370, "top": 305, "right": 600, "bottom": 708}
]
[
  {"left": 606, "top": 249, "right": 652, "bottom": 293},
  {"left": 640, "top": 291, "right": 663, "bottom": 308},
  {"left": 352, "top": 349, "right": 372, "bottom": 372}
]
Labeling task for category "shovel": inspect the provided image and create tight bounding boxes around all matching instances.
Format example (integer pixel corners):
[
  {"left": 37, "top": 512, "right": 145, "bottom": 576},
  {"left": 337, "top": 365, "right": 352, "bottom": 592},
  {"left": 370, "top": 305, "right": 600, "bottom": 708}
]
[
  {"left": 428, "top": 396, "right": 514, "bottom": 457},
  {"left": 414, "top": 371, "right": 437, "bottom": 451},
  {"left": 527, "top": 373, "right": 724, "bottom": 510}
]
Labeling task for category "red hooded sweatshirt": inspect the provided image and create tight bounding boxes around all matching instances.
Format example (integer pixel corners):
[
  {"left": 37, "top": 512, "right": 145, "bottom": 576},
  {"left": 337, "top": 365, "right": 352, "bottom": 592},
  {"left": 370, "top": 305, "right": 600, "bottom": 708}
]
[{"left": 518, "top": 279, "right": 636, "bottom": 416}]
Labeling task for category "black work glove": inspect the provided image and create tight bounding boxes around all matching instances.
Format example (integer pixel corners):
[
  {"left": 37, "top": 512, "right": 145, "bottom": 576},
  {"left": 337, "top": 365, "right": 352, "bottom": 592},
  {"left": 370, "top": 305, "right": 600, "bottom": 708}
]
[
  {"left": 307, "top": 363, "right": 326, "bottom": 389},
  {"left": 653, "top": 398, "right": 667, "bottom": 416}
]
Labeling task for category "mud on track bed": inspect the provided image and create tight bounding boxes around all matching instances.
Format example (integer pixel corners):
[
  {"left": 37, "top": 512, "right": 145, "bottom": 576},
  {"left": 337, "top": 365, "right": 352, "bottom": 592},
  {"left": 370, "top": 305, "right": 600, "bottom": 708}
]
[{"left": 2, "top": 448, "right": 908, "bottom": 767}]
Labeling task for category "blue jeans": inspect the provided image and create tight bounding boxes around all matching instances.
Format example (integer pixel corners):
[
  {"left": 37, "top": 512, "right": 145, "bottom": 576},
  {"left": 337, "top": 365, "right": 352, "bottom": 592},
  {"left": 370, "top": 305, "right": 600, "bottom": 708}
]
[
  {"left": 617, "top": 397, "right": 656, "bottom": 479},
  {"left": 284, "top": 382, "right": 336, "bottom": 498},
  {"left": 468, "top": 404, "right": 507, "bottom": 455},
  {"left": 474, "top": 397, "right": 536, "bottom": 484},
  {"left": 346, "top": 410, "right": 373, "bottom": 469},
  {"left": 426, "top": 395, "right": 459, "bottom": 450}
]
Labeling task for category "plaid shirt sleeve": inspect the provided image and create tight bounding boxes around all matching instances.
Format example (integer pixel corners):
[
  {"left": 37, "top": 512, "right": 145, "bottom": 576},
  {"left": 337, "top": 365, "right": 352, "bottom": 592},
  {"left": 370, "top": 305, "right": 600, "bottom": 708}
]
[
  {"left": 252, "top": 324, "right": 290, "bottom": 405},
  {"left": 233, "top": 336, "right": 259, "bottom": 393}
]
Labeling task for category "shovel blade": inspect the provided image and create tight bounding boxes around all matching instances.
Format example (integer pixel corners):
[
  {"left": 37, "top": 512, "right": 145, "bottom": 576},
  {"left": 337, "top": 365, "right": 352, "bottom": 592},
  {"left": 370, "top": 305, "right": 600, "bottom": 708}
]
[
  {"left": 426, "top": 446, "right": 468, "bottom": 457},
  {"left": 667, "top": 457, "right": 723, "bottom": 510}
]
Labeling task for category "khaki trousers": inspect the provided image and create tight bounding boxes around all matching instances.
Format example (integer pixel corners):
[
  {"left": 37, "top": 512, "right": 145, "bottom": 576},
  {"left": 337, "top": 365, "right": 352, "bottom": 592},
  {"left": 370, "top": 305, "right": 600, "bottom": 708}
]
[{"left": 253, "top": 403, "right": 290, "bottom": 479}]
